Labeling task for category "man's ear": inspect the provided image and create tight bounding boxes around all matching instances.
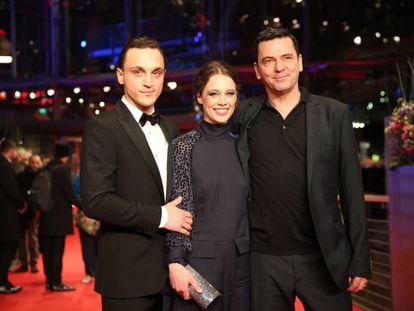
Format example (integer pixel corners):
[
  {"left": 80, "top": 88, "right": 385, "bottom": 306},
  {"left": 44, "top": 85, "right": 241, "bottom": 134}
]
[
  {"left": 116, "top": 68, "right": 124, "bottom": 85},
  {"left": 254, "top": 63, "right": 261, "bottom": 80},
  {"left": 298, "top": 53, "right": 304, "bottom": 73}
]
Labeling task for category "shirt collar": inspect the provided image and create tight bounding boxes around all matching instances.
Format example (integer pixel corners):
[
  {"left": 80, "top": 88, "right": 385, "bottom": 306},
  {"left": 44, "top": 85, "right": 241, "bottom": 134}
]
[
  {"left": 263, "top": 88, "right": 311, "bottom": 118},
  {"left": 263, "top": 87, "right": 311, "bottom": 110},
  {"left": 121, "top": 95, "right": 155, "bottom": 125}
]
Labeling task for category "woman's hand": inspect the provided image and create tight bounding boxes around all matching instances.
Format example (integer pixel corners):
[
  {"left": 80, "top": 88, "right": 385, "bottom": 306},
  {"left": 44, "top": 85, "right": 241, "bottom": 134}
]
[{"left": 169, "top": 263, "right": 202, "bottom": 300}]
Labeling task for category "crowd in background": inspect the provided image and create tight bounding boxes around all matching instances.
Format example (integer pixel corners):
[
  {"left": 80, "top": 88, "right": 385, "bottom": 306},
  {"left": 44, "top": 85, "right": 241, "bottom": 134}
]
[{"left": 0, "top": 139, "right": 97, "bottom": 294}]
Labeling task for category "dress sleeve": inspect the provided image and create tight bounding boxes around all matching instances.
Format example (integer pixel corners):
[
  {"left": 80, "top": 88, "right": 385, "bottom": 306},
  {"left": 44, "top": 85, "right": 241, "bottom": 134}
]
[{"left": 165, "top": 133, "right": 198, "bottom": 263}]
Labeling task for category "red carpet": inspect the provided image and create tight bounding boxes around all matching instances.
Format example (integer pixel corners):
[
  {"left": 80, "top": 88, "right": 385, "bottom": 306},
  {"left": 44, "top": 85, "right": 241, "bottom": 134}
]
[
  {"left": 0, "top": 228, "right": 101, "bottom": 311},
  {"left": 0, "top": 229, "right": 364, "bottom": 311}
]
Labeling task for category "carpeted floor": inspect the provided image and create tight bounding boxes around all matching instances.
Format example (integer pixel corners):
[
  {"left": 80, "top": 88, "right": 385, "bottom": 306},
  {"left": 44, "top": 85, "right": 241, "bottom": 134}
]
[
  {"left": 0, "top": 228, "right": 101, "bottom": 311},
  {"left": 0, "top": 227, "right": 364, "bottom": 311}
]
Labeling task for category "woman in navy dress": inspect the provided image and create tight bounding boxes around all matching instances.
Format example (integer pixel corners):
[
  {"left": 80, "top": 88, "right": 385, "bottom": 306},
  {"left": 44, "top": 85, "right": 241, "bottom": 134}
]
[{"left": 166, "top": 61, "right": 249, "bottom": 310}]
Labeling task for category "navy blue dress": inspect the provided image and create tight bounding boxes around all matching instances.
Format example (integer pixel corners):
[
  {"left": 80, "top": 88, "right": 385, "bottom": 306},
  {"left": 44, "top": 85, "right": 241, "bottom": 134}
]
[{"left": 166, "top": 121, "right": 250, "bottom": 310}]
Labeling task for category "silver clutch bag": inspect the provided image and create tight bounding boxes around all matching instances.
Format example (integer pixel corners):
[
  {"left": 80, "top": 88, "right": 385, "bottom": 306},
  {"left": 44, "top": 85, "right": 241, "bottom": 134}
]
[{"left": 185, "top": 264, "right": 221, "bottom": 310}]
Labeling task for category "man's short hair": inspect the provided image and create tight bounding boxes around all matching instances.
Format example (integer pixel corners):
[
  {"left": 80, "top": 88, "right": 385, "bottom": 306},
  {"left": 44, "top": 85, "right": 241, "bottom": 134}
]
[
  {"left": 0, "top": 139, "right": 16, "bottom": 153},
  {"left": 253, "top": 27, "right": 300, "bottom": 62},
  {"left": 54, "top": 140, "right": 71, "bottom": 158},
  {"left": 116, "top": 36, "right": 167, "bottom": 70}
]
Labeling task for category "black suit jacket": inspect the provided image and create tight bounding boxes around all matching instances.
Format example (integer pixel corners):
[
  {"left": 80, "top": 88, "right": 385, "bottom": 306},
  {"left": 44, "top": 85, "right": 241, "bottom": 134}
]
[
  {"left": 39, "top": 159, "right": 80, "bottom": 237},
  {"left": 0, "top": 155, "right": 25, "bottom": 242},
  {"left": 233, "top": 89, "right": 372, "bottom": 289},
  {"left": 81, "top": 100, "right": 178, "bottom": 298}
]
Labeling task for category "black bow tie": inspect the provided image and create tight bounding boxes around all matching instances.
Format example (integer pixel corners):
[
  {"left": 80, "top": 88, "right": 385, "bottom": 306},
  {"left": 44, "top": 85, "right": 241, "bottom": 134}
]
[{"left": 139, "top": 112, "right": 160, "bottom": 126}]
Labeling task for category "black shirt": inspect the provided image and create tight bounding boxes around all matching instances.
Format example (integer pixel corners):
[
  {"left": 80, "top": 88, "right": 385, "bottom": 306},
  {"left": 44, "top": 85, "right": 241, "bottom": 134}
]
[{"left": 247, "top": 95, "right": 318, "bottom": 255}]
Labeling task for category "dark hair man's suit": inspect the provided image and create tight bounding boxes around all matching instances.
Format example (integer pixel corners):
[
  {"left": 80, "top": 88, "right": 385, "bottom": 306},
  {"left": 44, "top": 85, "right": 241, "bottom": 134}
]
[
  {"left": 0, "top": 155, "right": 25, "bottom": 288},
  {"left": 81, "top": 100, "right": 178, "bottom": 298},
  {"left": 233, "top": 91, "right": 371, "bottom": 290}
]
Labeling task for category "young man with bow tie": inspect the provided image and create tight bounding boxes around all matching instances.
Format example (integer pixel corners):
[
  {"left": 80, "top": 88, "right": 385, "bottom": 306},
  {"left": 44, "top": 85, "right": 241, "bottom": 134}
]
[{"left": 81, "top": 36, "right": 193, "bottom": 311}]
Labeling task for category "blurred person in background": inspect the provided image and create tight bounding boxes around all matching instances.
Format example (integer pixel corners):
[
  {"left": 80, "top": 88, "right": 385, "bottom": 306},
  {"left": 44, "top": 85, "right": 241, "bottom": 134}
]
[
  {"left": 16, "top": 154, "right": 43, "bottom": 273},
  {"left": 38, "top": 141, "right": 80, "bottom": 292},
  {"left": 72, "top": 155, "right": 99, "bottom": 285},
  {"left": 0, "top": 140, "right": 26, "bottom": 294},
  {"left": 8, "top": 147, "right": 33, "bottom": 272}
]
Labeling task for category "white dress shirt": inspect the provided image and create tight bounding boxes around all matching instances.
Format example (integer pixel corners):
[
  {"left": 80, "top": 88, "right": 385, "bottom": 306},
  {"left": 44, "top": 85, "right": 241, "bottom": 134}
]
[{"left": 121, "top": 96, "right": 169, "bottom": 227}]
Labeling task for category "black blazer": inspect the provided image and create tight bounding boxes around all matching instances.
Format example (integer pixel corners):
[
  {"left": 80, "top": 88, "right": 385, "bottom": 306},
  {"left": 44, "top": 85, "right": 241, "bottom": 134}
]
[
  {"left": 233, "top": 89, "right": 372, "bottom": 289},
  {"left": 0, "top": 155, "right": 25, "bottom": 242},
  {"left": 38, "top": 159, "right": 80, "bottom": 237},
  {"left": 81, "top": 100, "right": 178, "bottom": 298}
]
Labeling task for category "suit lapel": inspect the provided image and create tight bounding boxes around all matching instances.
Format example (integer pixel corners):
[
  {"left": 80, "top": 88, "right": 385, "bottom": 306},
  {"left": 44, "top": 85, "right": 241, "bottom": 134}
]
[
  {"left": 159, "top": 118, "right": 174, "bottom": 201},
  {"left": 237, "top": 96, "right": 266, "bottom": 181},
  {"left": 115, "top": 102, "right": 164, "bottom": 199},
  {"left": 306, "top": 98, "right": 321, "bottom": 192}
]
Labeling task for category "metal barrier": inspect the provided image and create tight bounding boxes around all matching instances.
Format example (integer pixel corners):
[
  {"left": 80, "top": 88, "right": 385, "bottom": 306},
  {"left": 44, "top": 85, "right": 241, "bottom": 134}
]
[{"left": 353, "top": 194, "right": 391, "bottom": 311}]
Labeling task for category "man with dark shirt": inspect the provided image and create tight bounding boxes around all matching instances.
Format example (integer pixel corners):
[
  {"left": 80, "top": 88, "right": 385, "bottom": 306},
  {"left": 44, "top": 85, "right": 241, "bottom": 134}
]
[
  {"left": 233, "top": 27, "right": 371, "bottom": 310},
  {"left": 16, "top": 154, "right": 43, "bottom": 273}
]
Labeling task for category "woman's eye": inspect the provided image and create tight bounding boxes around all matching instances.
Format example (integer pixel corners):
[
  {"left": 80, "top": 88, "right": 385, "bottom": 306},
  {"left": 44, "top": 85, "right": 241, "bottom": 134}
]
[{"left": 208, "top": 92, "right": 219, "bottom": 97}]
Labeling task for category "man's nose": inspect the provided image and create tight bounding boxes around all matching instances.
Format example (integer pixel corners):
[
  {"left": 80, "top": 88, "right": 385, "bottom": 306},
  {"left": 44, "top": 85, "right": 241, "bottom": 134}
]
[
  {"left": 273, "top": 60, "right": 284, "bottom": 71},
  {"left": 142, "top": 73, "right": 153, "bottom": 85}
]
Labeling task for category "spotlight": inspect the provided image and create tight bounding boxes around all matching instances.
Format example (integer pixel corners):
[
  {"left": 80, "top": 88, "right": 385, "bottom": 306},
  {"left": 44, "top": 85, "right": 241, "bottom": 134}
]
[
  {"left": 0, "top": 56, "right": 13, "bottom": 64},
  {"left": 353, "top": 36, "right": 362, "bottom": 45},
  {"left": 167, "top": 81, "right": 178, "bottom": 90}
]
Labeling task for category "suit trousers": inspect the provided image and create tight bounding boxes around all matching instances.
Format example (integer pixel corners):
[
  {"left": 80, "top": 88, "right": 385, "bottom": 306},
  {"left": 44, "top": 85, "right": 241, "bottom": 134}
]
[
  {"left": 18, "top": 216, "right": 39, "bottom": 268},
  {"left": 102, "top": 293, "right": 163, "bottom": 311},
  {"left": 251, "top": 251, "right": 352, "bottom": 311},
  {"left": 40, "top": 236, "right": 65, "bottom": 286},
  {"left": 0, "top": 241, "right": 17, "bottom": 285}
]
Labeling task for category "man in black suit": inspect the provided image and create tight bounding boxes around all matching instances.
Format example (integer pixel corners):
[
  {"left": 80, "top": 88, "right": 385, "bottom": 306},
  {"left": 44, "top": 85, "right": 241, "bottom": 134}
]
[
  {"left": 233, "top": 28, "right": 371, "bottom": 310},
  {"left": 0, "top": 140, "right": 26, "bottom": 294},
  {"left": 81, "top": 36, "right": 193, "bottom": 311},
  {"left": 39, "top": 141, "right": 80, "bottom": 291}
]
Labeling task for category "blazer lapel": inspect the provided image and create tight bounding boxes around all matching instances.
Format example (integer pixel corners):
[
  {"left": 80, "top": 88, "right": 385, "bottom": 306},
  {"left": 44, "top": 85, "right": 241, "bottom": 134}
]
[
  {"left": 306, "top": 99, "right": 321, "bottom": 192},
  {"left": 159, "top": 118, "right": 174, "bottom": 201},
  {"left": 237, "top": 96, "right": 266, "bottom": 181},
  {"left": 116, "top": 102, "right": 164, "bottom": 199}
]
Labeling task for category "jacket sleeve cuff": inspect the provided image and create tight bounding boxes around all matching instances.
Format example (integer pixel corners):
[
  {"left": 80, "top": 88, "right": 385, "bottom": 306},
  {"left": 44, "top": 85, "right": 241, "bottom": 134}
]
[{"left": 168, "top": 247, "right": 187, "bottom": 265}]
